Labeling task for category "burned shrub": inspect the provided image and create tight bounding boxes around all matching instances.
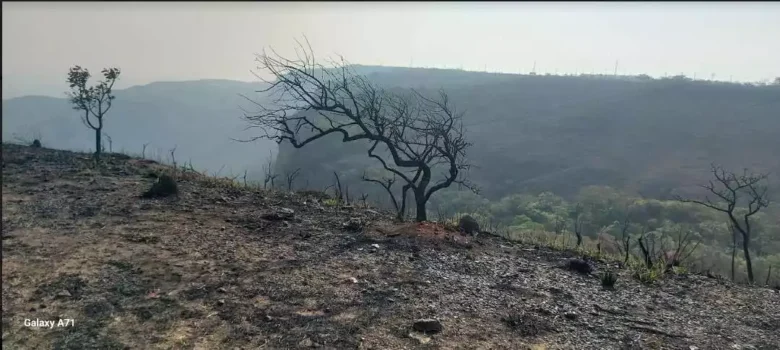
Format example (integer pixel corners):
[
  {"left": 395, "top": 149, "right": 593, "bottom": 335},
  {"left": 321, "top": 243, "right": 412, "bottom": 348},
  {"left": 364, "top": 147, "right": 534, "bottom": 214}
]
[
  {"left": 31, "top": 139, "right": 42, "bottom": 148},
  {"left": 566, "top": 258, "right": 594, "bottom": 275},
  {"left": 141, "top": 174, "right": 178, "bottom": 198},
  {"left": 458, "top": 215, "right": 480, "bottom": 234}
]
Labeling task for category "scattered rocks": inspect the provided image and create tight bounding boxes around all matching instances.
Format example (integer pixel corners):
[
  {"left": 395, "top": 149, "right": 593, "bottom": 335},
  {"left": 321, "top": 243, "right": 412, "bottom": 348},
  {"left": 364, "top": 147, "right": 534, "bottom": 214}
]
[
  {"left": 412, "top": 318, "right": 443, "bottom": 334},
  {"left": 55, "top": 290, "right": 72, "bottom": 299},
  {"left": 408, "top": 332, "right": 432, "bottom": 344},
  {"left": 261, "top": 208, "right": 295, "bottom": 221},
  {"left": 342, "top": 217, "right": 364, "bottom": 232}
]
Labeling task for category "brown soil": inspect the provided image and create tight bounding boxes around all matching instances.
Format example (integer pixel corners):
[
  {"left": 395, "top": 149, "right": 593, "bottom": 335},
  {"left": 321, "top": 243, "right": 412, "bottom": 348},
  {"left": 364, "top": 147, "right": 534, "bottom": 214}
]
[{"left": 2, "top": 143, "right": 779, "bottom": 350}]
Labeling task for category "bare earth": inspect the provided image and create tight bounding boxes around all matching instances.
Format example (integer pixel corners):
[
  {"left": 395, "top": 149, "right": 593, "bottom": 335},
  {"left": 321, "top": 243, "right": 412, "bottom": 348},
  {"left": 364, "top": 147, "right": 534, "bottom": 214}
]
[{"left": 2, "top": 143, "right": 779, "bottom": 350}]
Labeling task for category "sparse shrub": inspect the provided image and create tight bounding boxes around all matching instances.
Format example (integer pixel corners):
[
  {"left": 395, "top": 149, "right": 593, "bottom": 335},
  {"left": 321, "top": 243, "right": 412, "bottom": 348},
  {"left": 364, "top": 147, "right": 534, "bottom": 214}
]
[
  {"left": 141, "top": 174, "right": 178, "bottom": 198},
  {"left": 601, "top": 270, "right": 618, "bottom": 288},
  {"left": 31, "top": 139, "right": 42, "bottom": 148},
  {"left": 634, "top": 266, "right": 663, "bottom": 284},
  {"left": 323, "top": 198, "right": 339, "bottom": 207}
]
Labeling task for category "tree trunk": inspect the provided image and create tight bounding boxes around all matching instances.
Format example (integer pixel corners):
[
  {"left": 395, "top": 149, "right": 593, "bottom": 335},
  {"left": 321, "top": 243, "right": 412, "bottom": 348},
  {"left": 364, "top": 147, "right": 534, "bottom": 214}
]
[
  {"left": 414, "top": 190, "right": 427, "bottom": 222},
  {"left": 575, "top": 231, "right": 582, "bottom": 247},
  {"left": 731, "top": 231, "right": 737, "bottom": 282},
  {"left": 742, "top": 233, "right": 754, "bottom": 283},
  {"left": 94, "top": 128, "right": 102, "bottom": 161}
]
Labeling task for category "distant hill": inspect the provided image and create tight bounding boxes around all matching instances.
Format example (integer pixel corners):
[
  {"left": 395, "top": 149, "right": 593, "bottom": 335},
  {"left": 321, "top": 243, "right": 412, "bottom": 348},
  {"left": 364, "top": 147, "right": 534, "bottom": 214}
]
[
  {"left": 274, "top": 66, "right": 780, "bottom": 201},
  {"left": 2, "top": 79, "right": 276, "bottom": 179}
]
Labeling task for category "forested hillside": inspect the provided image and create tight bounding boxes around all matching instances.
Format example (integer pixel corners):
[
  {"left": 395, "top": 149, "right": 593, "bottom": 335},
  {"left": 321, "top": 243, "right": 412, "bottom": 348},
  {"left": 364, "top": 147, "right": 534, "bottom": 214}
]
[
  {"left": 269, "top": 66, "right": 780, "bottom": 283},
  {"left": 274, "top": 66, "right": 780, "bottom": 201}
]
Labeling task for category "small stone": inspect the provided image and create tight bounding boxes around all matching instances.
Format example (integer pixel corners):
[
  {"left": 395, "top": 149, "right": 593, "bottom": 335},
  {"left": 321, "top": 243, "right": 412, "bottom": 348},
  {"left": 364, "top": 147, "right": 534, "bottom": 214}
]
[
  {"left": 348, "top": 277, "right": 359, "bottom": 284},
  {"left": 371, "top": 244, "right": 380, "bottom": 249},
  {"left": 217, "top": 287, "right": 227, "bottom": 293},
  {"left": 408, "top": 332, "right": 432, "bottom": 344},
  {"left": 56, "top": 290, "right": 72, "bottom": 298},
  {"left": 564, "top": 311, "right": 578, "bottom": 320},
  {"left": 298, "top": 339, "right": 314, "bottom": 348},
  {"left": 218, "top": 299, "right": 225, "bottom": 305},
  {"left": 264, "top": 315, "right": 273, "bottom": 322},
  {"left": 412, "top": 319, "right": 443, "bottom": 334}
]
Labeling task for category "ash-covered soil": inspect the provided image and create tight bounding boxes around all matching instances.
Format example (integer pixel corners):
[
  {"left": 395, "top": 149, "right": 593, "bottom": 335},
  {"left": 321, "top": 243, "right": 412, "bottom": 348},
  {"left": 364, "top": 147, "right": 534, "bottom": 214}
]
[{"left": 2, "top": 143, "right": 778, "bottom": 350}]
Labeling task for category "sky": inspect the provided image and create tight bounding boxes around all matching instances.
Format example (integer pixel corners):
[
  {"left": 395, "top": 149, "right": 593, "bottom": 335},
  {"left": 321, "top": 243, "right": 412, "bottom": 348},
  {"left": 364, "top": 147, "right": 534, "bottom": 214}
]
[{"left": 3, "top": 1, "right": 779, "bottom": 99}]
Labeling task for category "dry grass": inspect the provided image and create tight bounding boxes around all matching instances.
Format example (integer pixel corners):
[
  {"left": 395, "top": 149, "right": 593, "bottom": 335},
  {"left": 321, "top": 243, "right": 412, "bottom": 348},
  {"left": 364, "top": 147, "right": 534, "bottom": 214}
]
[{"left": 2, "top": 143, "right": 779, "bottom": 350}]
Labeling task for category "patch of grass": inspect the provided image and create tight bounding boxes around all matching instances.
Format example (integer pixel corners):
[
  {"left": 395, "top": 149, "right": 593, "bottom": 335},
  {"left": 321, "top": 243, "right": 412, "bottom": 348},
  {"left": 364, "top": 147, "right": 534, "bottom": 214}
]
[
  {"left": 600, "top": 270, "right": 618, "bottom": 289},
  {"left": 633, "top": 266, "right": 665, "bottom": 285},
  {"left": 323, "top": 198, "right": 340, "bottom": 207}
]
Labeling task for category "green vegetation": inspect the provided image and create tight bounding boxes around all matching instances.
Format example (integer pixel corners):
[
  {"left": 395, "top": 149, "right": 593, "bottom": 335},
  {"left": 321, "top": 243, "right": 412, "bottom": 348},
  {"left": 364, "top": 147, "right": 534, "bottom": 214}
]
[
  {"left": 65, "top": 65, "right": 121, "bottom": 162},
  {"left": 428, "top": 185, "right": 779, "bottom": 285}
]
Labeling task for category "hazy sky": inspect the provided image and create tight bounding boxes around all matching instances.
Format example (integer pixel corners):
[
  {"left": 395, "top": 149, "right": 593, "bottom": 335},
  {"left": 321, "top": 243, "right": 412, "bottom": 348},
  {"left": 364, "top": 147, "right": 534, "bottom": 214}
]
[{"left": 3, "top": 1, "right": 779, "bottom": 99}]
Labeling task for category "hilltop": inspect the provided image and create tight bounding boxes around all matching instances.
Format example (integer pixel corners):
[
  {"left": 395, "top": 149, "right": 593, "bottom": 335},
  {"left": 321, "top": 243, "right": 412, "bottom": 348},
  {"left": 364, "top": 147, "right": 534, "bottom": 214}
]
[
  {"left": 2, "top": 143, "right": 779, "bottom": 349},
  {"left": 1, "top": 79, "right": 277, "bottom": 181}
]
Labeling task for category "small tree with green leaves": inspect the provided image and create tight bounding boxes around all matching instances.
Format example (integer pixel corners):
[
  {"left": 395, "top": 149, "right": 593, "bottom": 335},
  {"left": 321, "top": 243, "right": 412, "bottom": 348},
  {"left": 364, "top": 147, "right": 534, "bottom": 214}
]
[{"left": 66, "top": 65, "right": 121, "bottom": 161}]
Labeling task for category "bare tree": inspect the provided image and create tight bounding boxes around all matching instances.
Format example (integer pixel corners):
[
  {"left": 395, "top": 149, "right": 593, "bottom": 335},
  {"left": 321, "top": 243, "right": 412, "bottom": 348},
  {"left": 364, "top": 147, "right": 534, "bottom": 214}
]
[
  {"left": 241, "top": 40, "right": 475, "bottom": 222},
  {"left": 569, "top": 203, "right": 585, "bottom": 247},
  {"left": 262, "top": 150, "right": 278, "bottom": 189},
  {"left": 66, "top": 65, "right": 121, "bottom": 161},
  {"left": 362, "top": 171, "right": 409, "bottom": 221},
  {"left": 676, "top": 164, "right": 770, "bottom": 283},
  {"left": 142, "top": 142, "right": 150, "bottom": 159},
  {"left": 729, "top": 221, "right": 738, "bottom": 281},
  {"left": 285, "top": 168, "right": 301, "bottom": 191},
  {"left": 615, "top": 211, "right": 633, "bottom": 264},
  {"left": 103, "top": 132, "right": 113, "bottom": 153}
]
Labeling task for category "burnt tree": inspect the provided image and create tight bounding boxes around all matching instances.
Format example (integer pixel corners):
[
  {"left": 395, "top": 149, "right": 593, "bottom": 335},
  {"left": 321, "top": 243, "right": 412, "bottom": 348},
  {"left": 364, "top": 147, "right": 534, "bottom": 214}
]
[
  {"left": 243, "top": 41, "right": 475, "bottom": 222},
  {"left": 570, "top": 203, "right": 585, "bottom": 247},
  {"left": 66, "top": 66, "right": 121, "bottom": 161},
  {"left": 676, "top": 164, "right": 770, "bottom": 283},
  {"left": 361, "top": 171, "right": 410, "bottom": 221}
]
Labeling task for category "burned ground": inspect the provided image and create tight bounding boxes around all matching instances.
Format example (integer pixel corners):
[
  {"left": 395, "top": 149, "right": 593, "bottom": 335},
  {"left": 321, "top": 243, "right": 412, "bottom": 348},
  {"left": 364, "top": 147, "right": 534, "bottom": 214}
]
[{"left": 2, "top": 143, "right": 778, "bottom": 350}]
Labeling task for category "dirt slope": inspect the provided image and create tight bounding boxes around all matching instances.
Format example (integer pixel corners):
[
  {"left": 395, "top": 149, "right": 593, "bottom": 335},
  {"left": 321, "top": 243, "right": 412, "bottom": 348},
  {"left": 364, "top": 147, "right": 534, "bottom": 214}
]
[{"left": 2, "top": 143, "right": 778, "bottom": 350}]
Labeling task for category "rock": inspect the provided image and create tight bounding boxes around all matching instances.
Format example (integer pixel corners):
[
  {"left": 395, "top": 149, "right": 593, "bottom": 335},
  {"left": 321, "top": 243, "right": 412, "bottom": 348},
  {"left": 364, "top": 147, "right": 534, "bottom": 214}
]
[
  {"left": 370, "top": 244, "right": 380, "bottom": 249},
  {"left": 365, "top": 209, "right": 380, "bottom": 216},
  {"left": 408, "top": 332, "right": 432, "bottom": 344},
  {"left": 55, "top": 290, "right": 72, "bottom": 298},
  {"left": 298, "top": 339, "right": 314, "bottom": 348},
  {"left": 217, "top": 287, "right": 227, "bottom": 293},
  {"left": 347, "top": 277, "right": 359, "bottom": 284},
  {"left": 261, "top": 208, "right": 295, "bottom": 221},
  {"left": 412, "top": 319, "right": 443, "bottom": 334},
  {"left": 264, "top": 315, "right": 273, "bottom": 322},
  {"left": 217, "top": 299, "right": 225, "bottom": 305},
  {"left": 564, "top": 311, "right": 578, "bottom": 320},
  {"left": 566, "top": 259, "right": 594, "bottom": 275},
  {"left": 342, "top": 217, "right": 364, "bottom": 232}
]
